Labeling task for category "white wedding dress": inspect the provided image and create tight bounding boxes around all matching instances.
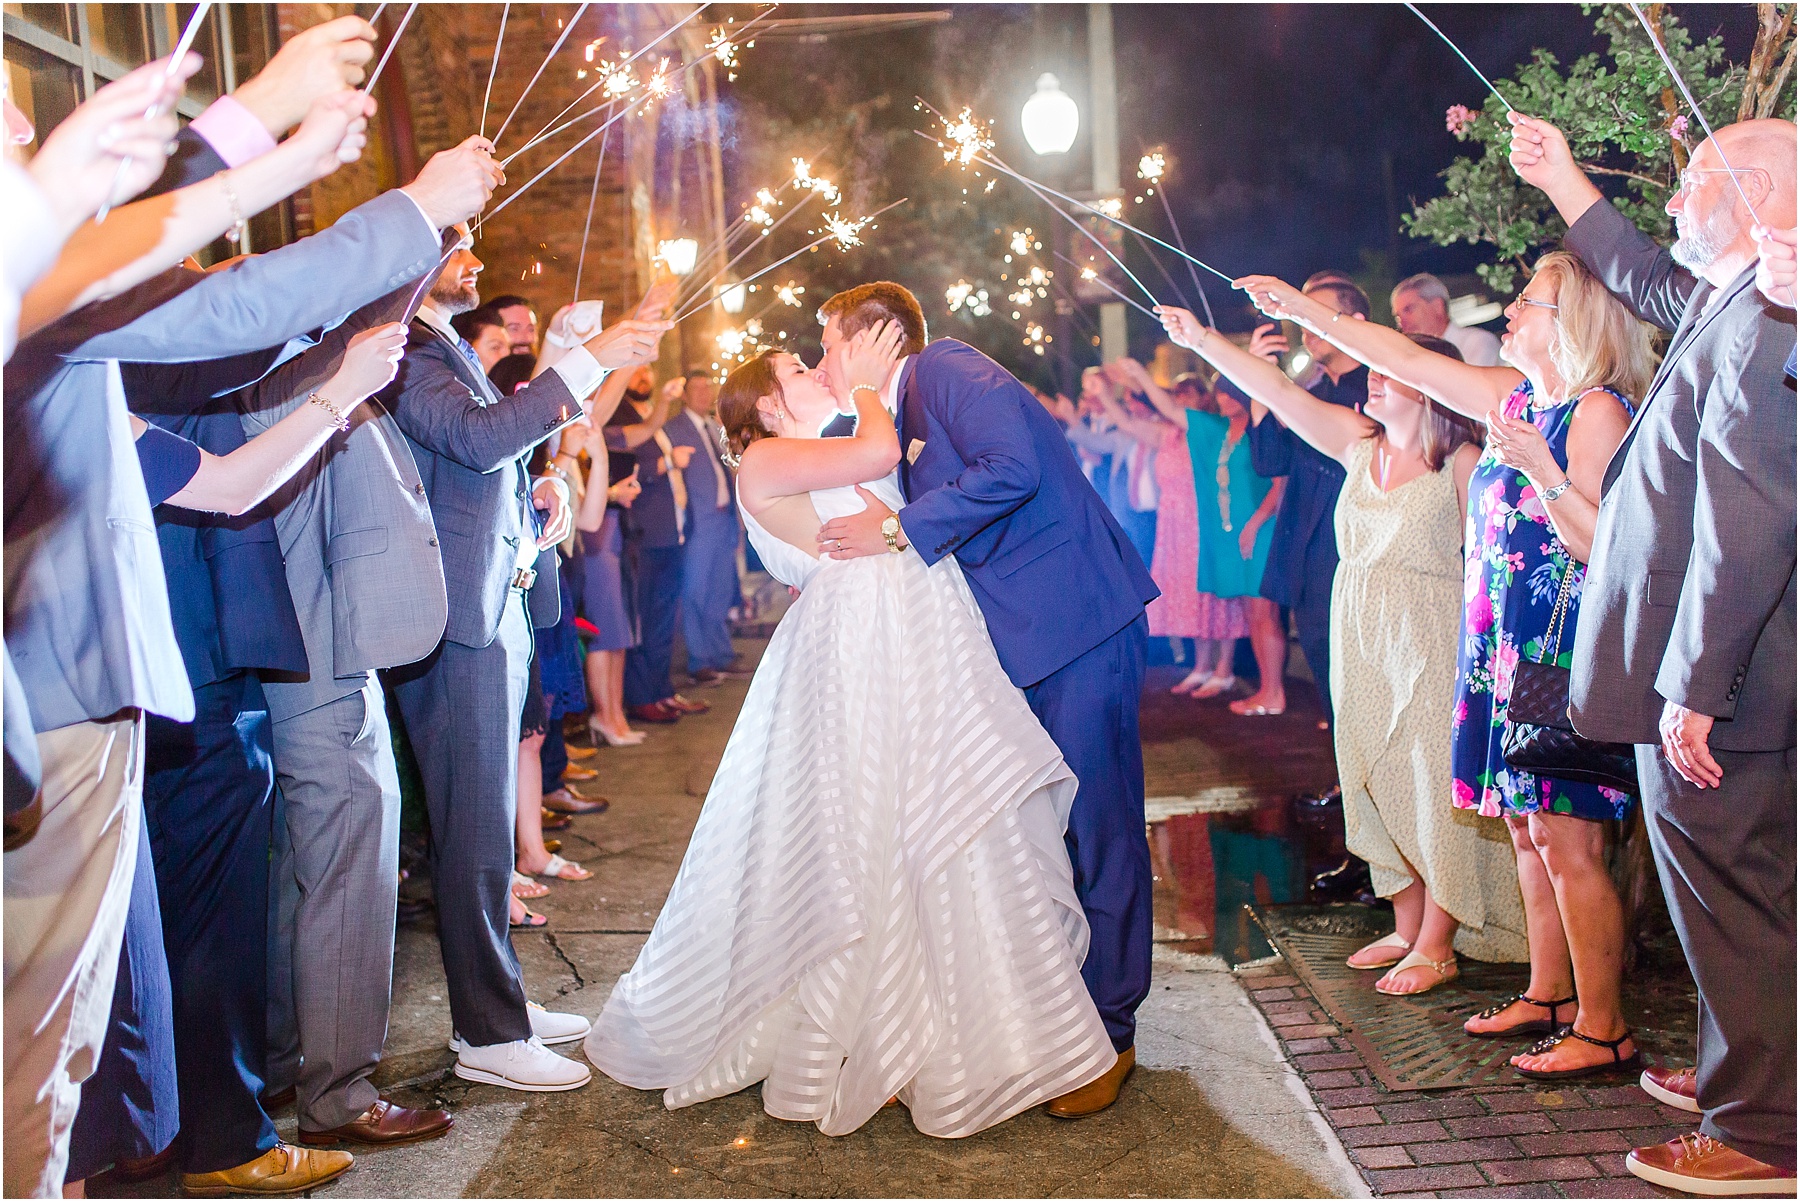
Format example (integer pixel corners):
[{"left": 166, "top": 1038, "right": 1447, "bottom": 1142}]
[{"left": 583, "top": 464, "right": 1115, "bottom": 1138}]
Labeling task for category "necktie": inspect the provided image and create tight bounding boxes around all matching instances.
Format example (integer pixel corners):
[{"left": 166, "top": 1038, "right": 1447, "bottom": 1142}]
[
  {"left": 453, "top": 334, "right": 487, "bottom": 378},
  {"left": 653, "top": 428, "right": 688, "bottom": 543}
]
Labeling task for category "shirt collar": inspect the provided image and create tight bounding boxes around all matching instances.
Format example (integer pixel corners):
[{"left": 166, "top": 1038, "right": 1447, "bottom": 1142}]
[{"left": 415, "top": 302, "right": 458, "bottom": 342}]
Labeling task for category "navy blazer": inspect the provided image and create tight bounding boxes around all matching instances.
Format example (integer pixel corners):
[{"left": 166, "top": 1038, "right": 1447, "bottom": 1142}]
[
  {"left": 896, "top": 339, "right": 1158, "bottom": 689},
  {"left": 1248, "top": 365, "right": 1367, "bottom": 613}
]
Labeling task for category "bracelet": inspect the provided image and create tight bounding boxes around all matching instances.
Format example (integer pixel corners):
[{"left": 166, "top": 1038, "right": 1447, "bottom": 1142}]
[
  {"left": 1539, "top": 476, "right": 1574, "bottom": 503},
  {"left": 219, "top": 169, "right": 248, "bottom": 246},
  {"left": 308, "top": 391, "right": 351, "bottom": 432},
  {"left": 850, "top": 383, "right": 881, "bottom": 405}
]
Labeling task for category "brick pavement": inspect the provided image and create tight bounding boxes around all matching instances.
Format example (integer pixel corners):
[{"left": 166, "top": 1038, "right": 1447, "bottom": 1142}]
[{"left": 1237, "top": 963, "right": 1698, "bottom": 1198}]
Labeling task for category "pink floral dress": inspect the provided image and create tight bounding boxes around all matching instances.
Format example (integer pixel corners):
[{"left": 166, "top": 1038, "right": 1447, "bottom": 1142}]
[
  {"left": 1451, "top": 381, "right": 1633, "bottom": 821},
  {"left": 1146, "top": 424, "right": 1246, "bottom": 639}
]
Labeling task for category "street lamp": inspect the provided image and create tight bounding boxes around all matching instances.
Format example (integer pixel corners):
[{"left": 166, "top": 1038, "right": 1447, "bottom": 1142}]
[
  {"left": 1020, "top": 73, "right": 1079, "bottom": 157},
  {"left": 718, "top": 281, "right": 746, "bottom": 313},
  {"left": 657, "top": 237, "right": 698, "bottom": 276}
]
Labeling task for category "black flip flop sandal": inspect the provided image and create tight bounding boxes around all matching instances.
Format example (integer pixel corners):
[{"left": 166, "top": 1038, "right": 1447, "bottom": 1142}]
[
  {"left": 1465, "top": 992, "right": 1577, "bottom": 1039},
  {"left": 1513, "top": 1026, "right": 1642, "bottom": 1081}
]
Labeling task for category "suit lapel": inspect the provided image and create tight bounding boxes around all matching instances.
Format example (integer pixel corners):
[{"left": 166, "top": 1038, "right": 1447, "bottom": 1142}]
[
  {"left": 416, "top": 319, "right": 501, "bottom": 406},
  {"left": 897, "top": 357, "right": 920, "bottom": 500},
  {"left": 1604, "top": 270, "right": 1755, "bottom": 486}
]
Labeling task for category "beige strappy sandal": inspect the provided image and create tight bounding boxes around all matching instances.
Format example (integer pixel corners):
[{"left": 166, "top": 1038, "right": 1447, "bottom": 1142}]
[
  {"left": 1346, "top": 930, "right": 1412, "bottom": 970},
  {"left": 1375, "top": 949, "right": 1459, "bottom": 996}
]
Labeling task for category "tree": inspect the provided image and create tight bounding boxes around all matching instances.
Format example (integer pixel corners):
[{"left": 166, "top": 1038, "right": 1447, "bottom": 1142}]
[{"left": 1404, "top": 4, "right": 1796, "bottom": 293}]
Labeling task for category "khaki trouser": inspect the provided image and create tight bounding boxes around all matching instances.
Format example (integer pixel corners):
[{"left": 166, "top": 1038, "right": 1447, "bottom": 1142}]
[{"left": 4, "top": 713, "right": 144, "bottom": 1197}]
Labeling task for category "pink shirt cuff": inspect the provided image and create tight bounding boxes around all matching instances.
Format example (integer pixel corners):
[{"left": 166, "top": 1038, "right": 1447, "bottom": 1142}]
[{"left": 188, "top": 96, "right": 278, "bottom": 168}]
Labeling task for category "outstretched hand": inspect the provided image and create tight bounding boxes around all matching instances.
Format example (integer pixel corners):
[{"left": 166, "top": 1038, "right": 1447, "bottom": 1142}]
[
  {"left": 1506, "top": 112, "right": 1580, "bottom": 193},
  {"left": 284, "top": 89, "right": 377, "bottom": 179},
  {"left": 232, "top": 14, "right": 377, "bottom": 137},
  {"left": 816, "top": 486, "right": 894, "bottom": 560},
  {"left": 403, "top": 135, "right": 504, "bottom": 229},
  {"left": 1234, "top": 275, "right": 1307, "bottom": 322},
  {"left": 1155, "top": 305, "right": 1207, "bottom": 352}
]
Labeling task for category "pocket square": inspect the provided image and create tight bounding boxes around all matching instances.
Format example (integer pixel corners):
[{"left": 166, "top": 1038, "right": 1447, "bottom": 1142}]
[{"left": 907, "top": 438, "right": 926, "bottom": 464}]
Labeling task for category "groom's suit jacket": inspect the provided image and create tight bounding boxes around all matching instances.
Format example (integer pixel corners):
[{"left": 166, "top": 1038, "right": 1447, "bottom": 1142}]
[{"left": 896, "top": 338, "right": 1159, "bottom": 690}]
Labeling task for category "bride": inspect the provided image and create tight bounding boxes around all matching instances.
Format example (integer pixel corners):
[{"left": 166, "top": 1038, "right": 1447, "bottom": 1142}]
[{"left": 582, "top": 322, "right": 1115, "bottom": 1137}]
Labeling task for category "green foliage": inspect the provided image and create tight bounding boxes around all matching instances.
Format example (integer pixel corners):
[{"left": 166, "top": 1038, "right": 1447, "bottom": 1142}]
[{"left": 1404, "top": 4, "right": 1788, "bottom": 293}]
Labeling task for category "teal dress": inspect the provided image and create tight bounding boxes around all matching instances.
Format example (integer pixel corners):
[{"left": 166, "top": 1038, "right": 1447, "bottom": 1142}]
[{"left": 1186, "top": 412, "right": 1274, "bottom": 599}]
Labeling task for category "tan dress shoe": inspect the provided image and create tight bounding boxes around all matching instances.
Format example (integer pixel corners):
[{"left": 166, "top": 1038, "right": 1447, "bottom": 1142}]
[
  {"left": 180, "top": 1142, "right": 352, "bottom": 1196},
  {"left": 299, "top": 1098, "right": 454, "bottom": 1148},
  {"left": 1046, "top": 1046, "right": 1134, "bottom": 1118},
  {"left": 560, "top": 762, "right": 599, "bottom": 782},
  {"left": 1627, "top": 1132, "right": 1798, "bottom": 1195}
]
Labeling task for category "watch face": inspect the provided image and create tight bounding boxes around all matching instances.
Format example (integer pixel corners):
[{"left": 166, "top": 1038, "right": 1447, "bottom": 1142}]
[{"left": 882, "top": 515, "right": 899, "bottom": 535}]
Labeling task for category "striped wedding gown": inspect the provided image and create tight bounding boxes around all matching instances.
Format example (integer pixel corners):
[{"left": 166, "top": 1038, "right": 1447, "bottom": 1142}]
[{"left": 583, "top": 472, "right": 1114, "bottom": 1138}]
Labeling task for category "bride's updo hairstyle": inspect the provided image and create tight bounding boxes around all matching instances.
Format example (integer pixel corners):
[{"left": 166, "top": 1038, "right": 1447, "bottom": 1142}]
[{"left": 717, "top": 350, "right": 784, "bottom": 470}]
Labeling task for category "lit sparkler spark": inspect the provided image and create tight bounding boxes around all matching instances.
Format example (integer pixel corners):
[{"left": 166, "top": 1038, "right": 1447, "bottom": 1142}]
[
  {"left": 755, "top": 188, "right": 780, "bottom": 208},
  {"left": 601, "top": 57, "right": 635, "bottom": 98},
  {"left": 708, "top": 28, "right": 738, "bottom": 77},
  {"left": 717, "top": 326, "right": 748, "bottom": 358},
  {"left": 945, "top": 281, "right": 992, "bottom": 316},
  {"left": 1080, "top": 266, "right": 1099, "bottom": 281},
  {"left": 792, "top": 158, "right": 814, "bottom": 187},
  {"left": 1010, "top": 229, "right": 1032, "bottom": 256},
  {"left": 940, "top": 106, "right": 994, "bottom": 168},
  {"left": 1008, "top": 287, "right": 1035, "bottom": 308},
  {"left": 1023, "top": 322, "right": 1048, "bottom": 355},
  {"left": 1137, "top": 152, "right": 1166, "bottom": 182},
  {"left": 1094, "top": 198, "right": 1124, "bottom": 219},
  {"left": 822, "top": 212, "right": 867, "bottom": 250},
  {"left": 744, "top": 205, "right": 773, "bottom": 228},
  {"left": 775, "top": 282, "right": 806, "bottom": 307},
  {"left": 643, "top": 58, "right": 673, "bottom": 101}
]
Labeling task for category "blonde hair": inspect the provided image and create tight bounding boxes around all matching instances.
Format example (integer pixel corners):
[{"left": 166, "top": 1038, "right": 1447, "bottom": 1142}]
[{"left": 1532, "top": 251, "right": 1658, "bottom": 402}]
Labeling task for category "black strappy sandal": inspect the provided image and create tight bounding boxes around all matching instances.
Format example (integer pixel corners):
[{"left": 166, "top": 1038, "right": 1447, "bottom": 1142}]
[
  {"left": 1464, "top": 992, "right": 1577, "bottom": 1039},
  {"left": 1512, "top": 1026, "right": 1642, "bottom": 1081}
]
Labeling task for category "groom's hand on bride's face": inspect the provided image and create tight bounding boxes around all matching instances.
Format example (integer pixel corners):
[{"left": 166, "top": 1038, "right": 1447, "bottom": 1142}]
[{"left": 817, "top": 487, "right": 892, "bottom": 560}]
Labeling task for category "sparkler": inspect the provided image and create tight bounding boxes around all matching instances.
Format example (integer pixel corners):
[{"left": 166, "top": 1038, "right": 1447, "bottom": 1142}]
[
  {"left": 1403, "top": 4, "right": 1514, "bottom": 113},
  {"left": 1626, "top": 2, "right": 1762, "bottom": 218},
  {"left": 670, "top": 199, "right": 909, "bottom": 326},
  {"left": 490, "top": 2, "right": 591, "bottom": 147},
  {"left": 361, "top": 1, "right": 418, "bottom": 95},
  {"left": 1054, "top": 251, "right": 1159, "bottom": 320},
  {"left": 1139, "top": 149, "right": 1214, "bottom": 326},
  {"left": 479, "top": 4, "right": 509, "bottom": 139},
  {"left": 96, "top": 0, "right": 213, "bottom": 223},
  {"left": 572, "top": 112, "right": 612, "bottom": 304}
]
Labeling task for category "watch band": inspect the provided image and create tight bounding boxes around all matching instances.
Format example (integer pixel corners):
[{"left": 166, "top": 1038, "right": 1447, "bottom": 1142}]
[{"left": 1540, "top": 477, "right": 1574, "bottom": 503}]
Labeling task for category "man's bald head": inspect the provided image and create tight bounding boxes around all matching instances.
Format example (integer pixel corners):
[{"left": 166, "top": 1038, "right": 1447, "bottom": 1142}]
[{"left": 1710, "top": 118, "right": 1797, "bottom": 227}]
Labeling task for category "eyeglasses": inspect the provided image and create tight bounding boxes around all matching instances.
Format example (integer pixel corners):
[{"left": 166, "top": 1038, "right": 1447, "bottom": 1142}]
[
  {"left": 1511, "top": 296, "right": 1558, "bottom": 313},
  {"left": 1675, "top": 166, "right": 1767, "bottom": 197}
]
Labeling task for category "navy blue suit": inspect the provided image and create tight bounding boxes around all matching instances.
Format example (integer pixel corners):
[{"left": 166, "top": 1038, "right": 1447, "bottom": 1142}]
[
  {"left": 610, "top": 404, "right": 687, "bottom": 707},
  {"left": 896, "top": 340, "right": 1159, "bottom": 1052}
]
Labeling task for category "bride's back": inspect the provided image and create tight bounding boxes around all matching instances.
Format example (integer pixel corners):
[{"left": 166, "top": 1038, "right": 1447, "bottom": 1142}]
[{"left": 742, "top": 474, "right": 905, "bottom": 591}]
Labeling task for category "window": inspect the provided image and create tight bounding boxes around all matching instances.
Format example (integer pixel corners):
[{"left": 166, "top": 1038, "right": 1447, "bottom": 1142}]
[{"left": 3, "top": 3, "right": 290, "bottom": 254}]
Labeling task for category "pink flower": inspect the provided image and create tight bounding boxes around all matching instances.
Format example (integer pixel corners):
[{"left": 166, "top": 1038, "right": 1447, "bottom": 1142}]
[
  {"left": 1454, "top": 699, "right": 1469, "bottom": 728},
  {"left": 1453, "top": 778, "right": 1476, "bottom": 808},
  {"left": 1446, "top": 105, "right": 1474, "bottom": 135},
  {"left": 1516, "top": 490, "right": 1548, "bottom": 524},
  {"left": 1670, "top": 114, "right": 1690, "bottom": 142},
  {"left": 1478, "top": 786, "right": 1504, "bottom": 818},
  {"left": 1492, "top": 639, "right": 1521, "bottom": 704},
  {"left": 1468, "top": 589, "right": 1494, "bottom": 634}
]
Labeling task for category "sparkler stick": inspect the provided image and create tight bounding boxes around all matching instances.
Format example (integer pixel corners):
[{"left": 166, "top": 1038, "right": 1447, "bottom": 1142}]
[
  {"left": 675, "top": 189, "right": 820, "bottom": 315},
  {"left": 572, "top": 116, "right": 612, "bottom": 303},
  {"left": 670, "top": 199, "right": 908, "bottom": 325},
  {"left": 479, "top": 4, "right": 510, "bottom": 139},
  {"left": 1403, "top": 4, "right": 1513, "bottom": 112},
  {"left": 1141, "top": 154, "right": 1216, "bottom": 327},
  {"left": 491, "top": 2, "right": 590, "bottom": 147},
  {"left": 1626, "top": 2, "right": 1761, "bottom": 218},
  {"left": 1010, "top": 168, "right": 1161, "bottom": 307},
  {"left": 513, "top": 4, "right": 715, "bottom": 158},
  {"left": 367, "top": 3, "right": 388, "bottom": 26},
  {"left": 96, "top": 0, "right": 213, "bottom": 223},
  {"left": 361, "top": 2, "right": 417, "bottom": 95},
  {"left": 1053, "top": 252, "right": 1159, "bottom": 320},
  {"left": 482, "top": 103, "right": 626, "bottom": 225}
]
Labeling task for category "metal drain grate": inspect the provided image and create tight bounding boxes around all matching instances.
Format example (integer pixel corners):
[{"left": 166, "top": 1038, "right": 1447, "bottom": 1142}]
[{"left": 1250, "top": 904, "right": 1539, "bottom": 1091}]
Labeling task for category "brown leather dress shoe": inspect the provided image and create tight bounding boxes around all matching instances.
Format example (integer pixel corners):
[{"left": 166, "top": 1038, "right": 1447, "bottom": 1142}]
[
  {"left": 103, "top": 1144, "right": 179, "bottom": 1183},
  {"left": 666, "top": 693, "right": 711, "bottom": 716},
  {"left": 1046, "top": 1046, "right": 1135, "bottom": 1118},
  {"left": 299, "top": 1098, "right": 454, "bottom": 1148},
  {"left": 627, "top": 701, "right": 681, "bottom": 725},
  {"left": 180, "top": 1142, "right": 352, "bottom": 1196},
  {"left": 560, "top": 762, "right": 599, "bottom": 782},
  {"left": 543, "top": 789, "right": 608, "bottom": 815},
  {"left": 540, "top": 807, "right": 572, "bottom": 831},
  {"left": 1627, "top": 1132, "right": 1797, "bottom": 1195}
]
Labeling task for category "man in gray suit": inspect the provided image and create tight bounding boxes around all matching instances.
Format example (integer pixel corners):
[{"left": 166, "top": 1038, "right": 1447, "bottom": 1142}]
[
  {"left": 384, "top": 223, "right": 670, "bottom": 1090},
  {"left": 3, "top": 120, "right": 436, "bottom": 1196},
  {"left": 1510, "top": 113, "right": 1796, "bottom": 1196},
  {"left": 237, "top": 139, "right": 500, "bottom": 1147}
]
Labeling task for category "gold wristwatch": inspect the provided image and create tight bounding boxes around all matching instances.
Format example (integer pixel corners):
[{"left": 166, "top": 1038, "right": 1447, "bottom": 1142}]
[{"left": 881, "top": 514, "right": 908, "bottom": 553}]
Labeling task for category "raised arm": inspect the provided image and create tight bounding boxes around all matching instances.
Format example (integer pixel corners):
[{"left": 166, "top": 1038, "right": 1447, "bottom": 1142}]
[
  {"left": 1157, "top": 306, "right": 1376, "bottom": 464},
  {"left": 1228, "top": 280, "right": 1521, "bottom": 423},
  {"left": 142, "top": 322, "right": 405, "bottom": 514},
  {"left": 1110, "top": 357, "right": 1187, "bottom": 433}
]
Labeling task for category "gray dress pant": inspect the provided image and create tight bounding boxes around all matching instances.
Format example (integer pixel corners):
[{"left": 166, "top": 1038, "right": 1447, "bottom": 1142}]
[
  {"left": 265, "top": 675, "right": 401, "bottom": 1131},
  {"left": 1637, "top": 743, "right": 1797, "bottom": 1171},
  {"left": 389, "top": 593, "right": 533, "bottom": 1048}
]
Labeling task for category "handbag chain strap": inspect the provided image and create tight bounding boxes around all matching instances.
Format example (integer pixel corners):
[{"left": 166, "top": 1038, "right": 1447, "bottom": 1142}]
[{"left": 1540, "top": 557, "right": 1578, "bottom": 665}]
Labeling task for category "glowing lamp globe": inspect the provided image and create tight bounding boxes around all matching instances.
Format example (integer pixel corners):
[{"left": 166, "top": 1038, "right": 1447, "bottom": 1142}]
[
  {"left": 719, "top": 281, "right": 747, "bottom": 313},
  {"left": 658, "top": 238, "right": 699, "bottom": 276},
  {"left": 1021, "top": 74, "right": 1078, "bottom": 157}
]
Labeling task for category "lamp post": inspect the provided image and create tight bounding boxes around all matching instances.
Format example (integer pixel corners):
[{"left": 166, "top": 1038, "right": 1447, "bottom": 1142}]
[
  {"left": 657, "top": 237, "right": 699, "bottom": 277},
  {"left": 1022, "top": 73, "right": 1078, "bottom": 393}
]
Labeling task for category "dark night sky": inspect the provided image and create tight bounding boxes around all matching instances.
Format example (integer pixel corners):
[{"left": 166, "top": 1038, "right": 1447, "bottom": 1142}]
[{"left": 714, "top": 3, "right": 1762, "bottom": 354}]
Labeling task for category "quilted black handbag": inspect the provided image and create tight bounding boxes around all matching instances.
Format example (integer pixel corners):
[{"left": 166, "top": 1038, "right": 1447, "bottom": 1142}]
[{"left": 1500, "top": 564, "right": 1639, "bottom": 795}]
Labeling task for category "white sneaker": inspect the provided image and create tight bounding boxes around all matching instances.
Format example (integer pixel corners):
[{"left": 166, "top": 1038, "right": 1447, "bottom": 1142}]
[
  {"left": 448, "top": 1002, "right": 591, "bottom": 1052},
  {"left": 454, "top": 1036, "right": 591, "bottom": 1092}
]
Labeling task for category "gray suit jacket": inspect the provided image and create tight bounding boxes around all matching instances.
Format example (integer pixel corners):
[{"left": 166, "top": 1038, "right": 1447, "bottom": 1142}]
[
  {"left": 240, "top": 284, "right": 450, "bottom": 723},
  {"left": 1564, "top": 200, "right": 1797, "bottom": 751},
  {"left": 4, "top": 190, "right": 442, "bottom": 732},
  {"left": 383, "top": 320, "right": 582, "bottom": 649}
]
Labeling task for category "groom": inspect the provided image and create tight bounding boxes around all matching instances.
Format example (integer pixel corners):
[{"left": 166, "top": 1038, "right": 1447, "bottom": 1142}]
[{"left": 816, "top": 283, "right": 1159, "bottom": 1116}]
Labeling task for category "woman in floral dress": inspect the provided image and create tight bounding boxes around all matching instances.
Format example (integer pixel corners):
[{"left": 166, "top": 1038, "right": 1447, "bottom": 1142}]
[
  {"left": 1239, "top": 252, "right": 1657, "bottom": 1080},
  {"left": 1098, "top": 362, "right": 1249, "bottom": 696}
]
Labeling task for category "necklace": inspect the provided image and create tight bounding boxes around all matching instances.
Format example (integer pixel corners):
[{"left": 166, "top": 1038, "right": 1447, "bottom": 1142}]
[{"left": 1216, "top": 423, "right": 1243, "bottom": 532}]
